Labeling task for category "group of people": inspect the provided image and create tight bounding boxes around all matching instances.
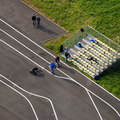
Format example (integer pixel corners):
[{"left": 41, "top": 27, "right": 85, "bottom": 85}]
[
  {"left": 59, "top": 45, "right": 71, "bottom": 62},
  {"left": 31, "top": 45, "right": 71, "bottom": 76},
  {"left": 32, "top": 14, "right": 41, "bottom": 27},
  {"left": 49, "top": 45, "right": 71, "bottom": 75},
  {"left": 31, "top": 56, "right": 60, "bottom": 76}
]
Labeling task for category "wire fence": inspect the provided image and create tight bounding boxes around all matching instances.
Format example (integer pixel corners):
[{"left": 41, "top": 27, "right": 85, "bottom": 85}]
[
  {"left": 62, "top": 26, "right": 120, "bottom": 73},
  {"left": 62, "top": 29, "right": 86, "bottom": 49},
  {"left": 63, "top": 26, "right": 120, "bottom": 53}
]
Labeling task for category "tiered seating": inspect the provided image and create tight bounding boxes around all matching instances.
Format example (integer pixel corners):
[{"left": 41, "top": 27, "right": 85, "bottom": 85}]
[
  {"left": 86, "top": 44, "right": 113, "bottom": 63},
  {"left": 94, "top": 38, "right": 118, "bottom": 55},
  {"left": 73, "top": 54, "right": 100, "bottom": 73},
  {"left": 80, "top": 47, "right": 108, "bottom": 67},
  {"left": 72, "top": 47, "right": 105, "bottom": 70},
  {"left": 83, "top": 38, "right": 117, "bottom": 61},
  {"left": 70, "top": 57, "right": 96, "bottom": 77},
  {"left": 92, "top": 42, "right": 117, "bottom": 59},
  {"left": 65, "top": 35, "right": 120, "bottom": 79}
]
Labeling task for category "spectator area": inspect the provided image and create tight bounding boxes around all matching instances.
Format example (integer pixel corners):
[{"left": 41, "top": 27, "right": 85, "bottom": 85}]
[{"left": 62, "top": 26, "right": 120, "bottom": 79}]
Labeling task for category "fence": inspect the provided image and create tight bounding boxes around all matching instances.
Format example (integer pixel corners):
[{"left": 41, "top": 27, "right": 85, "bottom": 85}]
[
  {"left": 63, "top": 26, "right": 120, "bottom": 53},
  {"left": 62, "top": 28, "right": 86, "bottom": 49},
  {"left": 62, "top": 26, "right": 120, "bottom": 70}
]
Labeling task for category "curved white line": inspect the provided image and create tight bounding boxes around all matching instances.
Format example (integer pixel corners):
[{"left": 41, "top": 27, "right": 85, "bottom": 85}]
[
  {"left": 0, "top": 19, "right": 120, "bottom": 118},
  {"left": 67, "top": 77, "right": 120, "bottom": 117},
  {"left": 0, "top": 80, "right": 39, "bottom": 120},
  {"left": 0, "top": 18, "right": 119, "bottom": 102},
  {"left": 0, "top": 75, "right": 58, "bottom": 120},
  {"left": 65, "top": 65, "right": 120, "bottom": 102},
  {"left": 86, "top": 90, "right": 103, "bottom": 120},
  {"left": 0, "top": 40, "right": 59, "bottom": 120},
  {"left": 0, "top": 37, "right": 119, "bottom": 118}
]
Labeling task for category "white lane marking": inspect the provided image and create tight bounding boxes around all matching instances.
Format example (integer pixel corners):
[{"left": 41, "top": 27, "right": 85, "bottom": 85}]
[
  {"left": 65, "top": 77, "right": 120, "bottom": 118},
  {"left": 0, "top": 39, "right": 49, "bottom": 73},
  {"left": 0, "top": 39, "right": 119, "bottom": 119},
  {"left": 0, "top": 31, "right": 120, "bottom": 119},
  {"left": 0, "top": 29, "right": 49, "bottom": 64},
  {"left": 0, "top": 80, "right": 39, "bottom": 120},
  {"left": 0, "top": 38, "right": 103, "bottom": 119},
  {"left": 0, "top": 18, "right": 119, "bottom": 102},
  {"left": 1, "top": 28, "right": 100, "bottom": 92},
  {"left": 0, "top": 20, "right": 120, "bottom": 118},
  {"left": 0, "top": 75, "right": 58, "bottom": 120},
  {"left": 86, "top": 90, "right": 103, "bottom": 120},
  {"left": 0, "top": 29, "right": 71, "bottom": 80},
  {"left": 0, "top": 39, "right": 58, "bottom": 120}
]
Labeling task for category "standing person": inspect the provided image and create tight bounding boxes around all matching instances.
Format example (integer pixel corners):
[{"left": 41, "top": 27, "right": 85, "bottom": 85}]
[
  {"left": 80, "top": 28, "right": 84, "bottom": 32},
  {"left": 36, "top": 16, "right": 41, "bottom": 27},
  {"left": 55, "top": 56, "right": 60, "bottom": 67},
  {"left": 65, "top": 52, "right": 70, "bottom": 62},
  {"left": 64, "top": 47, "right": 69, "bottom": 53},
  {"left": 49, "top": 60, "right": 56, "bottom": 75},
  {"left": 59, "top": 44, "right": 64, "bottom": 54},
  {"left": 32, "top": 14, "right": 36, "bottom": 25}
]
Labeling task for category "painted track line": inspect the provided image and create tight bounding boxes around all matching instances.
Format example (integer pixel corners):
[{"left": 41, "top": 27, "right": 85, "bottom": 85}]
[
  {"left": 86, "top": 90, "right": 103, "bottom": 120},
  {"left": 0, "top": 37, "right": 103, "bottom": 119},
  {"left": 0, "top": 20, "right": 120, "bottom": 118},
  {"left": 0, "top": 29, "right": 49, "bottom": 64},
  {"left": 0, "top": 79, "right": 39, "bottom": 120},
  {"left": 66, "top": 76, "right": 120, "bottom": 118},
  {"left": 0, "top": 29, "right": 71, "bottom": 80},
  {"left": 0, "top": 75, "right": 58, "bottom": 120},
  {"left": 0, "top": 18, "right": 119, "bottom": 102},
  {"left": 0, "top": 39, "right": 48, "bottom": 73},
  {"left": 0, "top": 40, "right": 119, "bottom": 119}
]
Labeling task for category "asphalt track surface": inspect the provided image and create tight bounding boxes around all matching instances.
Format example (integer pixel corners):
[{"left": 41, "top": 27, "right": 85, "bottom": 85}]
[{"left": 0, "top": 0, "right": 120, "bottom": 120}]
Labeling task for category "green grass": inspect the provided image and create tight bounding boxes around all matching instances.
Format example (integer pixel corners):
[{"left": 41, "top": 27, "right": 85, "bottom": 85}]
[
  {"left": 96, "top": 68, "right": 120, "bottom": 98},
  {"left": 22, "top": 0, "right": 120, "bottom": 98}
]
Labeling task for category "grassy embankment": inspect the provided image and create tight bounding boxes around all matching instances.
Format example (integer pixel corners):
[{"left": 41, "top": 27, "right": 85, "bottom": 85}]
[{"left": 22, "top": 0, "right": 120, "bottom": 98}]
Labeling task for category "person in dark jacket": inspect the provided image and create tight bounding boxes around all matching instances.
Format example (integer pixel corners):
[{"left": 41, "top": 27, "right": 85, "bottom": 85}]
[
  {"left": 36, "top": 16, "right": 41, "bottom": 27},
  {"left": 32, "top": 14, "right": 36, "bottom": 25},
  {"left": 59, "top": 44, "right": 64, "bottom": 53},
  {"left": 80, "top": 28, "right": 84, "bottom": 32},
  {"left": 65, "top": 52, "right": 70, "bottom": 62},
  {"left": 55, "top": 56, "right": 60, "bottom": 67}
]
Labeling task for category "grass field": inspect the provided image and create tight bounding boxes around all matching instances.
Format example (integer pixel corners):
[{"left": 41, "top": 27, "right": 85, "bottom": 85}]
[{"left": 22, "top": 0, "right": 120, "bottom": 98}]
